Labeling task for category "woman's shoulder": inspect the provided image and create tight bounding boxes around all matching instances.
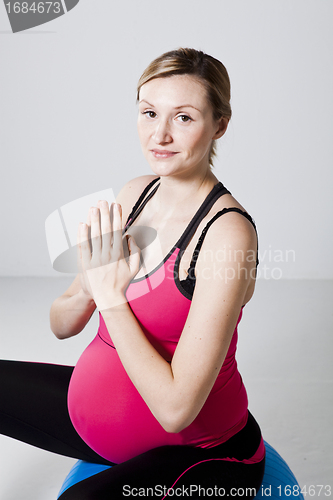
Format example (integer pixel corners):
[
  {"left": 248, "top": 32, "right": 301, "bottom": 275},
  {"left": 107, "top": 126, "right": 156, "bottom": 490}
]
[
  {"left": 189, "top": 185, "right": 256, "bottom": 265},
  {"left": 204, "top": 185, "right": 257, "bottom": 235},
  {"left": 116, "top": 175, "right": 160, "bottom": 224},
  {"left": 201, "top": 205, "right": 257, "bottom": 253},
  {"left": 192, "top": 198, "right": 258, "bottom": 307}
]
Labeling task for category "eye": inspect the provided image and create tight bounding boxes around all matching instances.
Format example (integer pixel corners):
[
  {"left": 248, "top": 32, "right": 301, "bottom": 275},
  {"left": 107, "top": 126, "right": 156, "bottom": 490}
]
[
  {"left": 142, "top": 111, "right": 157, "bottom": 119},
  {"left": 177, "top": 114, "right": 191, "bottom": 123}
]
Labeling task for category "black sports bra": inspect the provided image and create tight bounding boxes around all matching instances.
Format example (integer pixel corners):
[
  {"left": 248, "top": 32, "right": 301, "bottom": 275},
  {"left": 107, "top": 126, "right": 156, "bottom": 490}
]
[{"left": 123, "top": 177, "right": 259, "bottom": 297}]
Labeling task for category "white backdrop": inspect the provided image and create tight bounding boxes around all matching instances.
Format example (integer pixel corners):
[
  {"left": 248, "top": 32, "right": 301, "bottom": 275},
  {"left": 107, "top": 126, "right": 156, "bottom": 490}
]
[
  {"left": 0, "top": 0, "right": 332, "bottom": 279},
  {"left": 0, "top": 3, "right": 332, "bottom": 497}
]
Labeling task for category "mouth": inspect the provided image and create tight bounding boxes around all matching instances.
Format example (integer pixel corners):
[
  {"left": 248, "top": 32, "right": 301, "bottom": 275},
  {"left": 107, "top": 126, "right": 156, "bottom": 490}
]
[{"left": 151, "top": 149, "right": 179, "bottom": 159}]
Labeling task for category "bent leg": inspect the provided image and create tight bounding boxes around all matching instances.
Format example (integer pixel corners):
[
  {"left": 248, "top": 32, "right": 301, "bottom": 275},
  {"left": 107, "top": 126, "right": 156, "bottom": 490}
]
[
  {"left": 58, "top": 444, "right": 265, "bottom": 500},
  {"left": 0, "top": 360, "right": 113, "bottom": 465}
]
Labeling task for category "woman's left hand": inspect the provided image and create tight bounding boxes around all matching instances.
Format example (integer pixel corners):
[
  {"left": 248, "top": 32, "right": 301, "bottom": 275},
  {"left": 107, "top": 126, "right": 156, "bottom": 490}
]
[{"left": 77, "top": 200, "right": 141, "bottom": 311}]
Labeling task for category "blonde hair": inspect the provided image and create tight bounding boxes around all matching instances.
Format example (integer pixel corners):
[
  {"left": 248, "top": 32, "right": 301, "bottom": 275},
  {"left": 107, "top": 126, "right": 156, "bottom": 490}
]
[{"left": 137, "top": 48, "right": 232, "bottom": 167}]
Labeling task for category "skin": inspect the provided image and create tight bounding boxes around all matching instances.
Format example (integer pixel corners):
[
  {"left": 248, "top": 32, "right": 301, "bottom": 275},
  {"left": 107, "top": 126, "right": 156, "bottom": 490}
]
[
  {"left": 137, "top": 75, "right": 227, "bottom": 183},
  {"left": 49, "top": 74, "right": 258, "bottom": 433}
]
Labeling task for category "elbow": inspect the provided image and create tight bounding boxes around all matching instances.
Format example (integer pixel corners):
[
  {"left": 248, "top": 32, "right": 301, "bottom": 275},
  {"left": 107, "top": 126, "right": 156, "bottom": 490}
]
[
  {"left": 49, "top": 303, "right": 63, "bottom": 340},
  {"left": 49, "top": 303, "right": 78, "bottom": 340},
  {"left": 50, "top": 321, "right": 78, "bottom": 340},
  {"left": 52, "top": 329, "right": 67, "bottom": 340},
  {"left": 158, "top": 408, "right": 194, "bottom": 434},
  {"left": 50, "top": 320, "right": 67, "bottom": 340},
  {"left": 163, "top": 422, "right": 188, "bottom": 434},
  {"left": 49, "top": 314, "right": 65, "bottom": 340},
  {"left": 49, "top": 313, "right": 73, "bottom": 340}
]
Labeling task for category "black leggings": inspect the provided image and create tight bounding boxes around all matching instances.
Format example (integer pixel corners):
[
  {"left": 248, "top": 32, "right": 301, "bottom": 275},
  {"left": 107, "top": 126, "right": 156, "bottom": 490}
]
[{"left": 0, "top": 360, "right": 265, "bottom": 499}]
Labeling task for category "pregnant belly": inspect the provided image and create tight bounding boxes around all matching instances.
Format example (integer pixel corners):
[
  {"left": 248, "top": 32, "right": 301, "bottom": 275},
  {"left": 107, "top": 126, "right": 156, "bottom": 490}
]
[{"left": 67, "top": 334, "right": 177, "bottom": 464}]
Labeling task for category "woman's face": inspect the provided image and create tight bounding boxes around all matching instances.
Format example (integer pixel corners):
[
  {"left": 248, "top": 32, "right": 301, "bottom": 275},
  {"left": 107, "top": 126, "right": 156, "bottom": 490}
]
[{"left": 137, "top": 75, "right": 225, "bottom": 177}]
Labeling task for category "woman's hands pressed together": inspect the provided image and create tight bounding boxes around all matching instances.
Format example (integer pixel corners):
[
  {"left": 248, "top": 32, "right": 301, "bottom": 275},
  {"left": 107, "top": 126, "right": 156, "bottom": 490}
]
[{"left": 77, "top": 200, "right": 141, "bottom": 311}]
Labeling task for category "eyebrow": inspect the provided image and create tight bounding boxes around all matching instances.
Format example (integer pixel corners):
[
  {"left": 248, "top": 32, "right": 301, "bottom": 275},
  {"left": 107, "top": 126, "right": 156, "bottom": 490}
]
[{"left": 139, "top": 99, "right": 200, "bottom": 112}]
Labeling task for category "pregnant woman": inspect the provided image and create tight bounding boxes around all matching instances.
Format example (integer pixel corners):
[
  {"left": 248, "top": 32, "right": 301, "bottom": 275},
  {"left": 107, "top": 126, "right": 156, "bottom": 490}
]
[{"left": 1, "top": 48, "right": 265, "bottom": 499}]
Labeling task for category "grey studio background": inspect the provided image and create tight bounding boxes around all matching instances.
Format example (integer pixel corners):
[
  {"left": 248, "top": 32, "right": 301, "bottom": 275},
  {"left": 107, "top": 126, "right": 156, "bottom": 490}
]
[{"left": 0, "top": 0, "right": 332, "bottom": 499}]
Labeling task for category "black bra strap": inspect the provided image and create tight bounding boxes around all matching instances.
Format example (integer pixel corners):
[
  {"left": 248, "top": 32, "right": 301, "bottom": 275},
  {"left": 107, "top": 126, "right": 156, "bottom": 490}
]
[
  {"left": 176, "top": 183, "right": 231, "bottom": 250},
  {"left": 187, "top": 208, "right": 259, "bottom": 277},
  {"left": 123, "top": 177, "right": 161, "bottom": 234}
]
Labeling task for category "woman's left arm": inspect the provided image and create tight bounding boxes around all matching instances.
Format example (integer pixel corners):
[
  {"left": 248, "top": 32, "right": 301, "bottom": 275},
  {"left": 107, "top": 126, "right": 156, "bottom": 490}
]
[{"left": 78, "top": 201, "right": 257, "bottom": 433}]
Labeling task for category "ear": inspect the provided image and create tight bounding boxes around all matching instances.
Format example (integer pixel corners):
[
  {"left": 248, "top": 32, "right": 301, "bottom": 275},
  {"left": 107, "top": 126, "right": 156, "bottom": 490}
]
[{"left": 212, "top": 117, "right": 229, "bottom": 140}]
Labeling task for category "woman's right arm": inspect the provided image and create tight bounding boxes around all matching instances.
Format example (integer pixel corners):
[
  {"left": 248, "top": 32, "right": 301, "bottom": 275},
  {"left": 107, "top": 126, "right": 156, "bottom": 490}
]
[
  {"left": 50, "top": 174, "right": 160, "bottom": 340},
  {"left": 50, "top": 274, "right": 96, "bottom": 340}
]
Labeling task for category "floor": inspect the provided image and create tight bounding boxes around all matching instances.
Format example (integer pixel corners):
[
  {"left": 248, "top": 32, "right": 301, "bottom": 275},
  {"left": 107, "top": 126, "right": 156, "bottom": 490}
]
[{"left": 0, "top": 278, "right": 332, "bottom": 499}]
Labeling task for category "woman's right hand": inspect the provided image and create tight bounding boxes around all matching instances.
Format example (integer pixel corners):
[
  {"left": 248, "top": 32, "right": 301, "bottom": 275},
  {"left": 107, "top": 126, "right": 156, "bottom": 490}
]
[
  {"left": 77, "top": 207, "right": 94, "bottom": 299},
  {"left": 78, "top": 255, "right": 93, "bottom": 298},
  {"left": 79, "top": 274, "right": 93, "bottom": 298}
]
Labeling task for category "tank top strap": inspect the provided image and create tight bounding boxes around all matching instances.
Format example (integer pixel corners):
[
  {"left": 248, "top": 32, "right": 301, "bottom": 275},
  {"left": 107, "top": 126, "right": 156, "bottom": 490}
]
[
  {"left": 123, "top": 177, "right": 161, "bottom": 234},
  {"left": 176, "top": 182, "right": 231, "bottom": 250},
  {"left": 186, "top": 207, "right": 259, "bottom": 278}
]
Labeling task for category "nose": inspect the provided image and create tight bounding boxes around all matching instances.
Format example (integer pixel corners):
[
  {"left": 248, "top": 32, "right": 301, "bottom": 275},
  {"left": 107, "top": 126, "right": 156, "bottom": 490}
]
[{"left": 152, "top": 119, "right": 172, "bottom": 145}]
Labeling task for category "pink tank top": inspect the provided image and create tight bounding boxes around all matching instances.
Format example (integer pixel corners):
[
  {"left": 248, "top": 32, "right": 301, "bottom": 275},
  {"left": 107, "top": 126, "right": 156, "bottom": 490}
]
[{"left": 67, "top": 178, "right": 260, "bottom": 464}]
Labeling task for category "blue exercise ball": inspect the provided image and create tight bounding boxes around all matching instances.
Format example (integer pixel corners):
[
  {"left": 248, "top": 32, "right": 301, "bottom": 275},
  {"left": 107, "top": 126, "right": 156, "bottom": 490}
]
[
  {"left": 254, "top": 441, "right": 304, "bottom": 500},
  {"left": 57, "top": 460, "right": 112, "bottom": 498},
  {"left": 58, "top": 441, "right": 303, "bottom": 499}
]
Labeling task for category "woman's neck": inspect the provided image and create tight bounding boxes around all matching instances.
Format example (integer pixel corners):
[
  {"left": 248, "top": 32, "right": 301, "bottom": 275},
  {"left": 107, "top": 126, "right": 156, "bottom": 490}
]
[{"left": 152, "top": 171, "right": 219, "bottom": 219}]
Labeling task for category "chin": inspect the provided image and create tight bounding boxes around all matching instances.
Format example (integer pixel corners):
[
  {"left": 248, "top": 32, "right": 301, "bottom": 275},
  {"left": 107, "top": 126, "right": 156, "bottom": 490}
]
[
  {"left": 146, "top": 158, "right": 176, "bottom": 173},
  {"left": 149, "top": 164, "right": 185, "bottom": 178}
]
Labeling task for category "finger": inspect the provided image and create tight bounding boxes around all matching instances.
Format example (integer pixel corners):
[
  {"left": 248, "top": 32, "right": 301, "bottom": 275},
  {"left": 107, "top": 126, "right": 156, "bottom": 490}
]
[
  {"left": 89, "top": 206, "right": 101, "bottom": 256},
  {"left": 76, "top": 224, "right": 83, "bottom": 272},
  {"left": 78, "top": 223, "right": 91, "bottom": 268},
  {"left": 97, "top": 200, "right": 112, "bottom": 253},
  {"left": 86, "top": 210, "right": 93, "bottom": 255},
  {"left": 127, "top": 235, "right": 141, "bottom": 276},
  {"left": 112, "top": 203, "right": 124, "bottom": 258}
]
